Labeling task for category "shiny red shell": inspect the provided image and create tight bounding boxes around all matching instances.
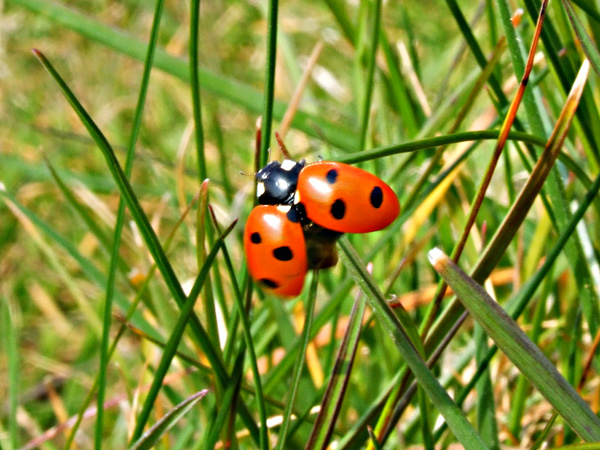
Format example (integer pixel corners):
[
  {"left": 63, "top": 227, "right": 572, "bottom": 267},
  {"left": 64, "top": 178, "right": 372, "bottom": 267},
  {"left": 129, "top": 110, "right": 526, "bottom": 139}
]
[
  {"left": 244, "top": 205, "right": 308, "bottom": 298},
  {"left": 296, "top": 161, "right": 400, "bottom": 233}
]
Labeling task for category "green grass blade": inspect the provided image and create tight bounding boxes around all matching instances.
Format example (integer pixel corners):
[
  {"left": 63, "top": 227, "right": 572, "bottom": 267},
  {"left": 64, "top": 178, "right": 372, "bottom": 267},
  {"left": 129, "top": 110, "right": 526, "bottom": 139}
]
[
  {"left": 33, "top": 50, "right": 262, "bottom": 445},
  {"left": 337, "top": 237, "right": 489, "bottom": 450},
  {"left": 425, "top": 58, "right": 590, "bottom": 356},
  {"left": 358, "top": 0, "right": 382, "bottom": 151},
  {"left": 209, "top": 207, "right": 269, "bottom": 450},
  {"left": 274, "top": 272, "right": 319, "bottom": 450},
  {"left": 96, "top": 0, "right": 165, "bottom": 446},
  {"left": 129, "top": 219, "right": 236, "bottom": 442},
  {"left": 128, "top": 390, "right": 208, "bottom": 450},
  {"left": 305, "top": 290, "right": 366, "bottom": 450},
  {"left": 190, "top": 0, "right": 206, "bottom": 181},
  {"left": 337, "top": 130, "right": 546, "bottom": 165},
  {"left": 259, "top": 0, "right": 280, "bottom": 168},
  {"left": 562, "top": 0, "right": 600, "bottom": 78},
  {"left": 428, "top": 248, "right": 600, "bottom": 441}
]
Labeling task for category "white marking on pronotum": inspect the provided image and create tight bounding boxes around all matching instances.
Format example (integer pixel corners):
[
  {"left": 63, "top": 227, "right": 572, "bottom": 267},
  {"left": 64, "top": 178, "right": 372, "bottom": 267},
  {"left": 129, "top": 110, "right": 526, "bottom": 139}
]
[
  {"left": 256, "top": 182, "right": 265, "bottom": 197},
  {"left": 427, "top": 247, "right": 446, "bottom": 267},
  {"left": 276, "top": 204, "right": 291, "bottom": 213},
  {"left": 294, "top": 190, "right": 301, "bottom": 203},
  {"left": 281, "top": 159, "right": 296, "bottom": 171}
]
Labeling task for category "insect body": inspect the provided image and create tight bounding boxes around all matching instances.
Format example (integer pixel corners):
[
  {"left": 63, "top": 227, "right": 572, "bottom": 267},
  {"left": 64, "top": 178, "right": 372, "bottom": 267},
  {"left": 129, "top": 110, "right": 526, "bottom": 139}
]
[{"left": 245, "top": 159, "right": 400, "bottom": 298}]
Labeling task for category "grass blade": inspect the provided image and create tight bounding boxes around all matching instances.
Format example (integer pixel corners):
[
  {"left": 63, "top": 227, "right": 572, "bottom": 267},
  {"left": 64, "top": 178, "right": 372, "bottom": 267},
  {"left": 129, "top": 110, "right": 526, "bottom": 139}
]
[
  {"left": 259, "top": 0, "right": 280, "bottom": 167},
  {"left": 305, "top": 289, "right": 366, "bottom": 450},
  {"left": 129, "top": 218, "right": 236, "bottom": 442},
  {"left": 337, "top": 237, "right": 489, "bottom": 450},
  {"left": 33, "top": 50, "right": 263, "bottom": 445},
  {"left": 562, "top": 0, "right": 600, "bottom": 78},
  {"left": 275, "top": 272, "right": 319, "bottom": 450},
  {"left": 428, "top": 248, "right": 600, "bottom": 441},
  {"left": 96, "top": 0, "right": 165, "bottom": 446},
  {"left": 128, "top": 390, "right": 208, "bottom": 450}
]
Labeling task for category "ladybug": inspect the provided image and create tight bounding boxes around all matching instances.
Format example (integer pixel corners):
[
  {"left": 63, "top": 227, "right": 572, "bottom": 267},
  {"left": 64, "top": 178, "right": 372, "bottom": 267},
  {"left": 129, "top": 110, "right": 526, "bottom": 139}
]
[{"left": 245, "top": 159, "right": 400, "bottom": 298}]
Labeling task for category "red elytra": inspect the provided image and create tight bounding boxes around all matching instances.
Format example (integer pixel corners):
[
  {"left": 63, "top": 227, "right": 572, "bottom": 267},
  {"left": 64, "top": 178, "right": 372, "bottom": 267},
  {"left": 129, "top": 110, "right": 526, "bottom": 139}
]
[
  {"left": 295, "top": 161, "right": 400, "bottom": 233},
  {"left": 244, "top": 205, "right": 307, "bottom": 298}
]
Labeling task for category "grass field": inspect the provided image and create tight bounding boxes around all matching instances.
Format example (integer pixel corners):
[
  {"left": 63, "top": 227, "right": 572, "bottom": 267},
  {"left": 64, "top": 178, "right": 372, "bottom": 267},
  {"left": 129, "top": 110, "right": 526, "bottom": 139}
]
[{"left": 3, "top": 0, "right": 600, "bottom": 449}]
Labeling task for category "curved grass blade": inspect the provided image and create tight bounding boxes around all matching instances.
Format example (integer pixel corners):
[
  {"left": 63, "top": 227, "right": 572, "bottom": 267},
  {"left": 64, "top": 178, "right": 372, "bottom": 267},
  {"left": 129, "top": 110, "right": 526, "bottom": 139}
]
[
  {"left": 96, "top": 1, "right": 165, "bottom": 446},
  {"left": 129, "top": 218, "right": 236, "bottom": 442},
  {"left": 305, "top": 288, "right": 366, "bottom": 450},
  {"left": 428, "top": 248, "right": 600, "bottom": 441},
  {"left": 128, "top": 390, "right": 208, "bottom": 450},
  {"left": 337, "top": 130, "right": 546, "bottom": 165},
  {"left": 337, "top": 237, "right": 489, "bottom": 450},
  {"left": 33, "top": 51, "right": 262, "bottom": 446}
]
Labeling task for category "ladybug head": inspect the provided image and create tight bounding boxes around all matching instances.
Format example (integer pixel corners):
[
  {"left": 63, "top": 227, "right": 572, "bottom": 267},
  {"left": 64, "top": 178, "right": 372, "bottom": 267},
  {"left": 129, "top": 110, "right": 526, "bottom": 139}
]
[{"left": 256, "top": 159, "right": 305, "bottom": 205}]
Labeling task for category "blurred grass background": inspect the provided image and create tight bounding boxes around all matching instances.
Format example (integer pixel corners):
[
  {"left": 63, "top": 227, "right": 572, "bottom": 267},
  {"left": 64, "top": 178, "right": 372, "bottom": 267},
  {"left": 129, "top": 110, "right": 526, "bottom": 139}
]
[{"left": 2, "top": 0, "right": 600, "bottom": 449}]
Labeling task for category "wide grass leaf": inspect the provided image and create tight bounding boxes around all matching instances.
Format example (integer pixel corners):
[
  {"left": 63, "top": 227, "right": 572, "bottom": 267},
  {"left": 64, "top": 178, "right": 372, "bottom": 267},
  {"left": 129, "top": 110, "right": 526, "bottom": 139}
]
[{"left": 428, "top": 248, "right": 600, "bottom": 441}]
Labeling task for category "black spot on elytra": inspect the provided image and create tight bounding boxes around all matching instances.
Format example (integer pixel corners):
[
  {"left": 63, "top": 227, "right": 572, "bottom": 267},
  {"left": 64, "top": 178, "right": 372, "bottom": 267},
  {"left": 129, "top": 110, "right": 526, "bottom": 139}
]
[
  {"left": 330, "top": 199, "right": 346, "bottom": 219},
  {"left": 259, "top": 278, "right": 279, "bottom": 289},
  {"left": 273, "top": 246, "right": 293, "bottom": 261},
  {"left": 326, "top": 169, "right": 338, "bottom": 184},
  {"left": 250, "top": 232, "right": 261, "bottom": 244},
  {"left": 370, "top": 186, "right": 383, "bottom": 208},
  {"left": 286, "top": 207, "right": 300, "bottom": 223}
]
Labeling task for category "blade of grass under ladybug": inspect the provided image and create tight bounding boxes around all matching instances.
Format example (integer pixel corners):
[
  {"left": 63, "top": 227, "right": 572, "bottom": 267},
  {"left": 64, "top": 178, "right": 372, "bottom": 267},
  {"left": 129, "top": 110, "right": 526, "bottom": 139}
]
[
  {"left": 428, "top": 248, "right": 600, "bottom": 441},
  {"left": 208, "top": 207, "right": 269, "bottom": 450},
  {"left": 129, "top": 218, "right": 236, "bottom": 443},
  {"left": 128, "top": 390, "right": 209, "bottom": 450},
  {"left": 562, "top": 0, "right": 600, "bottom": 78},
  {"left": 337, "top": 237, "right": 489, "bottom": 450},
  {"left": 96, "top": 1, "right": 165, "bottom": 446},
  {"left": 259, "top": 0, "right": 280, "bottom": 168},
  {"left": 304, "top": 289, "right": 366, "bottom": 450},
  {"left": 15, "top": 0, "right": 357, "bottom": 151},
  {"left": 275, "top": 272, "right": 319, "bottom": 450},
  {"left": 358, "top": 0, "right": 382, "bottom": 151},
  {"left": 32, "top": 52, "right": 263, "bottom": 446}
]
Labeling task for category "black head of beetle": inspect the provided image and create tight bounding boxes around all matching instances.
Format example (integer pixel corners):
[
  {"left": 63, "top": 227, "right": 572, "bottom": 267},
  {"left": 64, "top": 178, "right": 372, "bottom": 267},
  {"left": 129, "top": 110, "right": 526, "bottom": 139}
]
[{"left": 256, "top": 159, "right": 306, "bottom": 205}]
